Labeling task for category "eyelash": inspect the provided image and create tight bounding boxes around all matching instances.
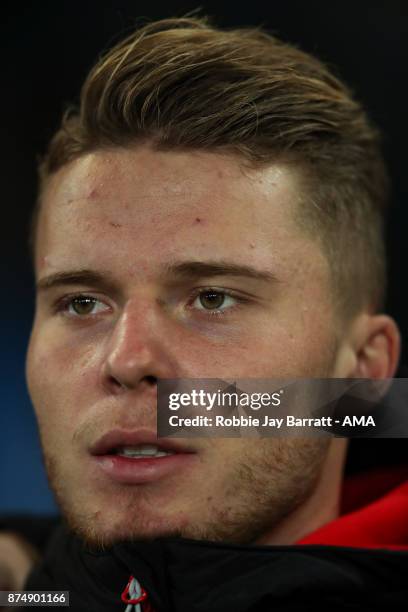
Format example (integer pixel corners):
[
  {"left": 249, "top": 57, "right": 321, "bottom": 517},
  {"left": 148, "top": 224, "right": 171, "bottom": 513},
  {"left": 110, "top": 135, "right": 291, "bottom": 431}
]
[
  {"left": 54, "top": 288, "right": 250, "bottom": 320},
  {"left": 187, "top": 287, "right": 250, "bottom": 318},
  {"left": 54, "top": 294, "right": 108, "bottom": 318}
]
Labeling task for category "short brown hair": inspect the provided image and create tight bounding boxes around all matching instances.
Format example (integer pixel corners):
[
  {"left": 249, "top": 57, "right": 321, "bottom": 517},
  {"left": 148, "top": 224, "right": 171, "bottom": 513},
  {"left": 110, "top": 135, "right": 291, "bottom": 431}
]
[{"left": 33, "top": 16, "right": 389, "bottom": 318}]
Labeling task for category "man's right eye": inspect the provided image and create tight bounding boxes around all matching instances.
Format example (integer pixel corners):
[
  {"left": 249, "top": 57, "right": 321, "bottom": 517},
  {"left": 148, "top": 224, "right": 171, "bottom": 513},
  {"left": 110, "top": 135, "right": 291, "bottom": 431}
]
[{"left": 57, "top": 295, "right": 110, "bottom": 317}]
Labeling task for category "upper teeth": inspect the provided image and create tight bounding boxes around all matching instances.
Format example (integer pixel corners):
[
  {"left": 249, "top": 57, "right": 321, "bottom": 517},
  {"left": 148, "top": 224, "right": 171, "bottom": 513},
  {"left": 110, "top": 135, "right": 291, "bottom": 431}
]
[{"left": 116, "top": 444, "right": 173, "bottom": 458}]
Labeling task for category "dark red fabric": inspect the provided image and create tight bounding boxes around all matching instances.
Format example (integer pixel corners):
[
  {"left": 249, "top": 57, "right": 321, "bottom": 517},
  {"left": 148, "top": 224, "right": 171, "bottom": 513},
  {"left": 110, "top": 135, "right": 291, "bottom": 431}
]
[{"left": 297, "top": 466, "right": 408, "bottom": 550}]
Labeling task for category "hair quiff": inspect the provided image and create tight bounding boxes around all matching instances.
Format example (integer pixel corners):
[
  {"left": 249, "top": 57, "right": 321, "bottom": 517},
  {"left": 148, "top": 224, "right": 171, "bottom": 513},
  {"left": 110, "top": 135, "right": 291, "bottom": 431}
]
[{"left": 34, "top": 16, "right": 389, "bottom": 317}]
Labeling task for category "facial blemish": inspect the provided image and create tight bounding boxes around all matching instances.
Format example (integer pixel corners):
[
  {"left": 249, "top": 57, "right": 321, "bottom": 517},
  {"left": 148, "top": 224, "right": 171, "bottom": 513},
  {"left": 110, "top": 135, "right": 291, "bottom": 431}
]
[
  {"left": 249, "top": 243, "right": 255, "bottom": 249},
  {"left": 109, "top": 221, "right": 122, "bottom": 228},
  {"left": 88, "top": 188, "right": 98, "bottom": 199},
  {"left": 194, "top": 217, "right": 202, "bottom": 224}
]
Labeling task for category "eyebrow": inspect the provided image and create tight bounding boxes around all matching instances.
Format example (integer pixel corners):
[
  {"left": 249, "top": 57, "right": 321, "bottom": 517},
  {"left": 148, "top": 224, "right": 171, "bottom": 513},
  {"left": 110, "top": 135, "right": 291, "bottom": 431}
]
[
  {"left": 36, "top": 261, "right": 278, "bottom": 292},
  {"left": 163, "top": 260, "right": 278, "bottom": 283},
  {"left": 36, "top": 270, "right": 119, "bottom": 293}
]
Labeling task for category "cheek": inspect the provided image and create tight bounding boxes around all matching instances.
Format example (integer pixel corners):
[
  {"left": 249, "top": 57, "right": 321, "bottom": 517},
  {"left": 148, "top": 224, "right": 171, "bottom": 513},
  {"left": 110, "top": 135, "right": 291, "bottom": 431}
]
[
  {"left": 262, "top": 324, "right": 334, "bottom": 376},
  {"left": 177, "top": 307, "right": 334, "bottom": 378},
  {"left": 265, "top": 283, "right": 337, "bottom": 374},
  {"left": 26, "top": 325, "right": 102, "bottom": 433}
]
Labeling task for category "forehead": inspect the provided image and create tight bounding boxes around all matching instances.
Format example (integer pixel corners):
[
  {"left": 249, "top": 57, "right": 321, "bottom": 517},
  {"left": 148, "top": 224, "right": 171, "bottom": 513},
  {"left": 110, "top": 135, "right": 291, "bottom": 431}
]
[{"left": 36, "top": 146, "right": 326, "bottom": 280}]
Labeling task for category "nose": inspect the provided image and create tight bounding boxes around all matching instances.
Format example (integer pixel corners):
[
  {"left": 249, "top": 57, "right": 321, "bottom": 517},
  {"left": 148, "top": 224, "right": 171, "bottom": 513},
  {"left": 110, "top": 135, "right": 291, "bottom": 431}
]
[{"left": 100, "top": 300, "right": 175, "bottom": 394}]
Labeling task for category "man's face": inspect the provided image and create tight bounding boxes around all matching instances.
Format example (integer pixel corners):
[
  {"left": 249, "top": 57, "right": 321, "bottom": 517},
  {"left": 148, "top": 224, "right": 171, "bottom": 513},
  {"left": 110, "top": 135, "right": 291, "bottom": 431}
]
[{"left": 27, "top": 146, "right": 344, "bottom": 547}]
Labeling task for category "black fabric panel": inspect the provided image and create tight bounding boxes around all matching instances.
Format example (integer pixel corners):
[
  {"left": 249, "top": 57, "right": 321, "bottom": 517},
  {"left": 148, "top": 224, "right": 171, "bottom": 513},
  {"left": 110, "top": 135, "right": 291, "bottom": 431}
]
[
  {"left": 22, "top": 523, "right": 408, "bottom": 612},
  {"left": 0, "top": 514, "right": 60, "bottom": 553}
]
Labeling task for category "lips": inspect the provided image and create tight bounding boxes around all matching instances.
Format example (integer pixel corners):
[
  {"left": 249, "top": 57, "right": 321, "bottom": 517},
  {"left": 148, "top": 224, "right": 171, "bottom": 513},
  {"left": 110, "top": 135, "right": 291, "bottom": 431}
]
[
  {"left": 89, "top": 428, "right": 197, "bottom": 484},
  {"left": 89, "top": 428, "right": 194, "bottom": 457}
]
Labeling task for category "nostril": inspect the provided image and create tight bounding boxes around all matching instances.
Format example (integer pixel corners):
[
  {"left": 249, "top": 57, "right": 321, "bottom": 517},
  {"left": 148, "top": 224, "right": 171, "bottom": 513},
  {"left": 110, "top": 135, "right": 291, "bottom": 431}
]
[
  {"left": 143, "top": 375, "right": 157, "bottom": 386},
  {"left": 108, "top": 375, "right": 127, "bottom": 391},
  {"left": 102, "top": 370, "right": 159, "bottom": 393}
]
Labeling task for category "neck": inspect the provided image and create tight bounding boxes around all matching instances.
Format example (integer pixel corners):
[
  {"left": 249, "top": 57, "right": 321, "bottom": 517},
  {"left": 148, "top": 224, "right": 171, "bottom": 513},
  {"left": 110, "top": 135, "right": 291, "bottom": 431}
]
[{"left": 255, "top": 438, "right": 348, "bottom": 546}]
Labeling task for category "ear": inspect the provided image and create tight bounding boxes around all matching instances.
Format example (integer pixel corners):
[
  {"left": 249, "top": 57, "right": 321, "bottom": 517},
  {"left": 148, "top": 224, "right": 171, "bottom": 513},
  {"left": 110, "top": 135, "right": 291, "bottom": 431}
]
[{"left": 343, "top": 313, "right": 401, "bottom": 379}]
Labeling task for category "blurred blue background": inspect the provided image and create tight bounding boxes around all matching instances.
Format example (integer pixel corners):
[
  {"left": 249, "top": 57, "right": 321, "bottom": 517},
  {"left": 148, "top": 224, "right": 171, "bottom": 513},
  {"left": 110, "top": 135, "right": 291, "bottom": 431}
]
[
  {"left": 1, "top": 0, "right": 407, "bottom": 513},
  {"left": 1, "top": 315, "right": 57, "bottom": 513}
]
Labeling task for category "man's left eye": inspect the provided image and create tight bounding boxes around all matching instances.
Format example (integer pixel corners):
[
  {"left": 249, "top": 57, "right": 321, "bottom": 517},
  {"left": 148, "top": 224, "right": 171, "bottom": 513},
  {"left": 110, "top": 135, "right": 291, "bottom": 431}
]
[{"left": 192, "top": 290, "right": 236, "bottom": 311}]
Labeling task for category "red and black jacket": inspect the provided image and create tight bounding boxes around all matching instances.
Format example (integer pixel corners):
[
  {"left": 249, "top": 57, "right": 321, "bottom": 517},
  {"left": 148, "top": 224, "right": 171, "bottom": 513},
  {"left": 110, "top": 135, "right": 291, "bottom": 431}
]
[{"left": 7, "top": 464, "right": 406, "bottom": 612}]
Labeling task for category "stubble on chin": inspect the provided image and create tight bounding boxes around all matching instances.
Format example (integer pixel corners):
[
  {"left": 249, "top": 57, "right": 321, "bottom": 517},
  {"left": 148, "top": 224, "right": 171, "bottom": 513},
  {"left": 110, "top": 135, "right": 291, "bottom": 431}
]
[{"left": 42, "top": 436, "right": 329, "bottom": 550}]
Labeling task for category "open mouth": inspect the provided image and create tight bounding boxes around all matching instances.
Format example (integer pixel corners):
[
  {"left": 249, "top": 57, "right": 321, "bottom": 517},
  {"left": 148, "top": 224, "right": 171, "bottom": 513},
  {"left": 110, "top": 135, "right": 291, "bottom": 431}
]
[
  {"left": 110, "top": 444, "right": 175, "bottom": 459},
  {"left": 90, "top": 428, "right": 194, "bottom": 457},
  {"left": 90, "top": 429, "right": 197, "bottom": 484}
]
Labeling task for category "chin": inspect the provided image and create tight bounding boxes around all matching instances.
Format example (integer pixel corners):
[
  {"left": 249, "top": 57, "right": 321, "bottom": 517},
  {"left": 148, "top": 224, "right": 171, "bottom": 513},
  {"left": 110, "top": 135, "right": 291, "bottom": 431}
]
[{"left": 60, "top": 499, "right": 189, "bottom": 550}]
